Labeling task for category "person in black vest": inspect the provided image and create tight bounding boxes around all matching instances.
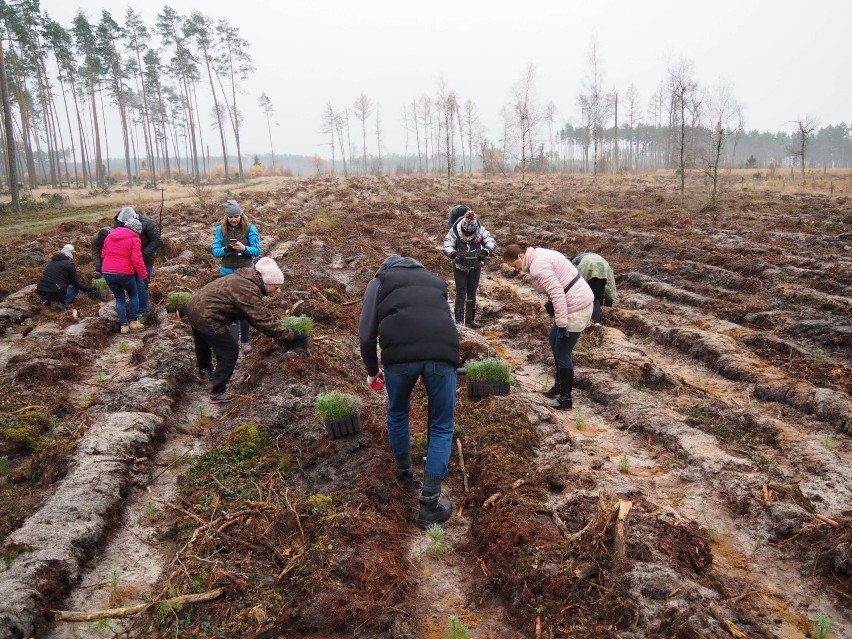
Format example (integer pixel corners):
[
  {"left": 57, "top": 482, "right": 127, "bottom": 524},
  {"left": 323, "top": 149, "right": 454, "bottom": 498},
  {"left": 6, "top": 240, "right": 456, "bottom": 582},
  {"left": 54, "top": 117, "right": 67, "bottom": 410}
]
[
  {"left": 359, "top": 255, "right": 460, "bottom": 527},
  {"left": 36, "top": 244, "right": 95, "bottom": 309},
  {"left": 91, "top": 206, "right": 161, "bottom": 319},
  {"left": 212, "top": 199, "right": 262, "bottom": 354}
]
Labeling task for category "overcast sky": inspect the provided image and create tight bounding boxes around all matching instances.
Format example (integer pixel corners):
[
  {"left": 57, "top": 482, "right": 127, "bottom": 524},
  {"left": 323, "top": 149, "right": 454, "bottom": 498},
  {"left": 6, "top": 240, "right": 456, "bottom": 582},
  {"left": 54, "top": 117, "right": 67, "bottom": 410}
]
[{"left": 41, "top": 0, "right": 851, "bottom": 159}]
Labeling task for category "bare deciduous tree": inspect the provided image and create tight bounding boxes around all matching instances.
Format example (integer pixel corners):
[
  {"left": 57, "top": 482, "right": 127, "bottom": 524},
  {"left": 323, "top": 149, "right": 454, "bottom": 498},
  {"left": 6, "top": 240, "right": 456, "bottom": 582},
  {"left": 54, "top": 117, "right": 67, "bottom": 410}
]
[
  {"left": 700, "top": 81, "right": 743, "bottom": 204},
  {"left": 352, "top": 92, "right": 372, "bottom": 174},
  {"left": 667, "top": 57, "right": 701, "bottom": 192},
  {"left": 513, "top": 62, "right": 539, "bottom": 198},
  {"left": 787, "top": 115, "right": 818, "bottom": 175},
  {"left": 577, "top": 38, "right": 612, "bottom": 181}
]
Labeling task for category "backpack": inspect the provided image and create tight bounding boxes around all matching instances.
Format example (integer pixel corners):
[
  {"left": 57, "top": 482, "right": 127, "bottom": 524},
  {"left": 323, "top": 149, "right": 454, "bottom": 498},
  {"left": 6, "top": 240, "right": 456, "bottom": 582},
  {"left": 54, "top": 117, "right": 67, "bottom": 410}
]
[{"left": 447, "top": 205, "right": 470, "bottom": 230}]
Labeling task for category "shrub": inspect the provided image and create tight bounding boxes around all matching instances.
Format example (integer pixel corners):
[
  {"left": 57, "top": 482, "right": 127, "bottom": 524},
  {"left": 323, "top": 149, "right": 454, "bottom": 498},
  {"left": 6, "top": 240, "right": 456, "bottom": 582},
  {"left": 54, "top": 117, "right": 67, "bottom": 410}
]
[
  {"left": 281, "top": 315, "right": 314, "bottom": 335},
  {"left": 465, "top": 358, "right": 512, "bottom": 383},
  {"left": 166, "top": 291, "right": 192, "bottom": 306},
  {"left": 315, "top": 391, "right": 361, "bottom": 422}
]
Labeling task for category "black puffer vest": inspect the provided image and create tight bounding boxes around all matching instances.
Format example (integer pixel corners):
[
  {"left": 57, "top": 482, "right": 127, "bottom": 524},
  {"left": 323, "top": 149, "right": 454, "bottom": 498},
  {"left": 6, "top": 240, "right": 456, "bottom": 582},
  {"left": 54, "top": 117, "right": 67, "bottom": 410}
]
[{"left": 376, "top": 265, "right": 459, "bottom": 367}]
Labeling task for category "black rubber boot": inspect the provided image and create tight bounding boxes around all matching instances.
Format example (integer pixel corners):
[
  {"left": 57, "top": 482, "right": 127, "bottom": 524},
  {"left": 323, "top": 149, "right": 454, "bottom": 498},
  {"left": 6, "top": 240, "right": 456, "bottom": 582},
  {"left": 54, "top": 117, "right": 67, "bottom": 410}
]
[
  {"left": 465, "top": 301, "right": 480, "bottom": 329},
  {"left": 416, "top": 472, "right": 452, "bottom": 528},
  {"left": 547, "top": 368, "right": 574, "bottom": 410},
  {"left": 395, "top": 453, "right": 418, "bottom": 493},
  {"left": 455, "top": 306, "right": 464, "bottom": 325},
  {"left": 543, "top": 364, "right": 561, "bottom": 398}
]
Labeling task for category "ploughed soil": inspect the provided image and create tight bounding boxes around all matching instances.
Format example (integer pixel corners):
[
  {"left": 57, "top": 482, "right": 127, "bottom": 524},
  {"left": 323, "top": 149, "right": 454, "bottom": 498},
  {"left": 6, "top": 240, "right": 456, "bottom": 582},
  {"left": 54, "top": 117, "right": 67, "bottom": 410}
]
[{"left": 0, "top": 173, "right": 850, "bottom": 639}]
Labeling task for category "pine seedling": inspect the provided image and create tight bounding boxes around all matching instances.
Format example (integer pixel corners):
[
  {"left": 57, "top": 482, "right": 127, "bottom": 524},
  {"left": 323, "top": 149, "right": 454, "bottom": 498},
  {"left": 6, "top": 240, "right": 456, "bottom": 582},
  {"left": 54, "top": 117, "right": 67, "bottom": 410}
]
[
  {"left": 814, "top": 613, "right": 832, "bottom": 639},
  {"left": 618, "top": 452, "right": 631, "bottom": 473},
  {"left": 445, "top": 615, "right": 470, "bottom": 639},
  {"left": 574, "top": 407, "right": 586, "bottom": 430},
  {"left": 820, "top": 434, "right": 835, "bottom": 451},
  {"left": 426, "top": 523, "right": 447, "bottom": 557}
]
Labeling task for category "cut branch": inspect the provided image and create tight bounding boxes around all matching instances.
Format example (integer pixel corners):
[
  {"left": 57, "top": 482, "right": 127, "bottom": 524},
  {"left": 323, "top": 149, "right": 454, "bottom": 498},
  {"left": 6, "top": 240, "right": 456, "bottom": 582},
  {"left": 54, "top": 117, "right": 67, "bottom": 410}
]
[{"left": 54, "top": 588, "right": 224, "bottom": 622}]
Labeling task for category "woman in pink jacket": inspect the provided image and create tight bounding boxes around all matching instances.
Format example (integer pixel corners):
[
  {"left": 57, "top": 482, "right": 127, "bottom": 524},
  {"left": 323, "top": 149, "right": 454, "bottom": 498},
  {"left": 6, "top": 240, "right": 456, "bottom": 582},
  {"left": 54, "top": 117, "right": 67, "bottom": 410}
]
[
  {"left": 101, "top": 218, "right": 148, "bottom": 334},
  {"left": 503, "top": 244, "right": 594, "bottom": 409}
]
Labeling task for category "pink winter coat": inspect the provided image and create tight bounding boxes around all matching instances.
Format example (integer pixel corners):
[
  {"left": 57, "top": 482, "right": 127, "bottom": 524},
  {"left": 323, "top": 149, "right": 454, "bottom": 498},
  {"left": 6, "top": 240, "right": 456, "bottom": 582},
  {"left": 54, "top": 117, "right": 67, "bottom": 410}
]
[
  {"left": 523, "top": 247, "right": 593, "bottom": 328},
  {"left": 101, "top": 227, "right": 147, "bottom": 279}
]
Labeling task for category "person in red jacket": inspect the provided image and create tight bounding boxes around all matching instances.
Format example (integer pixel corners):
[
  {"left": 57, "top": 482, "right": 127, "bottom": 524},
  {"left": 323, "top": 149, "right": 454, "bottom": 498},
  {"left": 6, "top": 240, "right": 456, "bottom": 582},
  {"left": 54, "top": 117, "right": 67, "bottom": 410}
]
[{"left": 101, "top": 218, "right": 148, "bottom": 334}]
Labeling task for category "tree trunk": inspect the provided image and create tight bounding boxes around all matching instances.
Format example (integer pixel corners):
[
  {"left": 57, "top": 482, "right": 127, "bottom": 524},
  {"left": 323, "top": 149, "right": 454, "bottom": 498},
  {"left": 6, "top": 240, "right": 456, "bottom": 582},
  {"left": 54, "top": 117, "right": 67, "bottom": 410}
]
[{"left": 0, "top": 37, "right": 19, "bottom": 210}]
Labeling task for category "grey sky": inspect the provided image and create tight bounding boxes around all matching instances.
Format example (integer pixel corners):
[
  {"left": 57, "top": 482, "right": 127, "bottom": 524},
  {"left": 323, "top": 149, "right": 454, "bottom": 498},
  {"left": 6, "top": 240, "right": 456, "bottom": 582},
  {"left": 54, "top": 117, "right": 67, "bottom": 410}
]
[{"left": 43, "top": 0, "right": 851, "bottom": 159}]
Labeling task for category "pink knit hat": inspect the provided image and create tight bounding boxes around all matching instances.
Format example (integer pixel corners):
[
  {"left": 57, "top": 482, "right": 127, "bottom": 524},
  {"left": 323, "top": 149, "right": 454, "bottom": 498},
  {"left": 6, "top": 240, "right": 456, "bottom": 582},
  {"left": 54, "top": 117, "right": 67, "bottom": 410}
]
[{"left": 255, "top": 257, "right": 284, "bottom": 285}]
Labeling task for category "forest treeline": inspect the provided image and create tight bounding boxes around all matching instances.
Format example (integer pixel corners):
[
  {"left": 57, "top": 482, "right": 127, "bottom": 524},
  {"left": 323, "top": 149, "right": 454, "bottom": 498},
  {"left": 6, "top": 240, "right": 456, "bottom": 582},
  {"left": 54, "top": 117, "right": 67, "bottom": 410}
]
[
  {"left": 0, "top": 2, "right": 847, "bottom": 212},
  {"left": 0, "top": 0, "right": 257, "bottom": 209}
]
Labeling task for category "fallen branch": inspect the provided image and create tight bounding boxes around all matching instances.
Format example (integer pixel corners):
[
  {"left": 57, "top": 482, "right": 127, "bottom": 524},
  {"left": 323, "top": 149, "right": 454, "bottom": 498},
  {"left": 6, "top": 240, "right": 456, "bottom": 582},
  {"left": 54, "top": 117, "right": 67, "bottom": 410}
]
[
  {"left": 707, "top": 602, "right": 747, "bottom": 639},
  {"left": 456, "top": 438, "right": 469, "bottom": 493},
  {"left": 814, "top": 513, "right": 841, "bottom": 528},
  {"left": 54, "top": 588, "right": 224, "bottom": 622},
  {"left": 482, "top": 492, "right": 501, "bottom": 508}
]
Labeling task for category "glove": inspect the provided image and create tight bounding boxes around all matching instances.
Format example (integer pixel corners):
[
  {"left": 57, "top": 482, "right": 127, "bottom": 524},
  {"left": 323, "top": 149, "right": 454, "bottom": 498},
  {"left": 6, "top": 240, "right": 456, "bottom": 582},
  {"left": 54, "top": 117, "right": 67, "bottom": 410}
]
[
  {"left": 557, "top": 326, "right": 568, "bottom": 340},
  {"left": 544, "top": 300, "right": 555, "bottom": 317},
  {"left": 367, "top": 370, "right": 385, "bottom": 392},
  {"left": 449, "top": 251, "right": 458, "bottom": 260},
  {"left": 86, "top": 289, "right": 100, "bottom": 300},
  {"left": 603, "top": 299, "right": 613, "bottom": 308},
  {"left": 478, "top": 248, "right": 490, "bottom": 261}
]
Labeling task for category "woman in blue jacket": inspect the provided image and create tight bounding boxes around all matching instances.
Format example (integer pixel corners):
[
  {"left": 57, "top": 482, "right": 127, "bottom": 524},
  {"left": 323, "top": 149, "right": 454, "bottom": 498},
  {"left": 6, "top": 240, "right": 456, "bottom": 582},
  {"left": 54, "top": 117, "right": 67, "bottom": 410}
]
[{"left": 212, "top": 199, "right": 262, "bottom": 353}]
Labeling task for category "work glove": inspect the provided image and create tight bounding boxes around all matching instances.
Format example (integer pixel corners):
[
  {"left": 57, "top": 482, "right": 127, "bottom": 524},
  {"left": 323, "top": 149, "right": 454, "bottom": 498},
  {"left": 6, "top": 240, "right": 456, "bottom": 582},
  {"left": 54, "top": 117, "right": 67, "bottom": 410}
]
[
  {"left": 557, "top": 326, "right": 568, "bottom": 340},
  {"left": 86, "top": 289, "right": 100, "bottom": 300},
  {"left": 544, "top": 299, "right": 555, "bottom": 317},
  {"left": 449, "top": 251, "right": 458, "bottom": 260},
  {"left": 478, "top": 248, "right": 490, "bottom": 261},
  {"left": 367, "top": 370, "right": 385, "bottom": 392},
  {"left": 603, "top": 299, "right": 613, "bottom": 308}
]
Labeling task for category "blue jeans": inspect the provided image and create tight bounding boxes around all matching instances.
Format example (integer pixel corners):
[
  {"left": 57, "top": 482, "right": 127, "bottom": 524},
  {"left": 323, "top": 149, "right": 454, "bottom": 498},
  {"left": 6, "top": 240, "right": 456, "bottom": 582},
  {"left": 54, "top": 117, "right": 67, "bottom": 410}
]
[
  {"left": 38, "top": 286, "right": 79, "bottom": 306},
  {"left": 548, "top": 324, "right": 581, "bottom": 369},
  {"left": 104, "top": 273, "right": 139, "bottom": 325},
  {"left": 384, "top": 361, "right": 457, "bottom": 478},
  {"left": 135, "top": 263, "right": 154, "bottom": 314}
]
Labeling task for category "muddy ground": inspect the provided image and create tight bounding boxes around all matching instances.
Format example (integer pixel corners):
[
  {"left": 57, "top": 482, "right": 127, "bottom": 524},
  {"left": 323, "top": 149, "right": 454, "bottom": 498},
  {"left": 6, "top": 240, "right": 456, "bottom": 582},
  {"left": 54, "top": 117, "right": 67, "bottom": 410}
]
[{"left": 0, "top": 173, "right": 850, "bottom": 639}]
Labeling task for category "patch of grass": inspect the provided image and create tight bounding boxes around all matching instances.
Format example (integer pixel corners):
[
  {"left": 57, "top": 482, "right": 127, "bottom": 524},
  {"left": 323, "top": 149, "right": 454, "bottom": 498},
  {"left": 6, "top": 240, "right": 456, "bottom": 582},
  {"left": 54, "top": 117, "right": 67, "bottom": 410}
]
[
  {"left": 315, "top": 391, "right": 360, "bottom": 421},
  {"left": 426, "top": 523, "right": 447, "bottom": 557},
  {"left": 618, "top": 452, "right": 630, "bottom": 474},
  {"left": 2, "top": 543, "right": 36, "bottom": 567},
  {"left": 183, "top": 423, "right": 274, "bottom": 513},
  {"left": 280, "top": 315, "right": 315, "bottom": 335},
  {"left": 465, "top": 358, "right": 512, "bottom": 383},
  {"left": 89, "top": 619, "right": 112, "bottom": 636},
  {"left": 306, "top": 493, "right": 333, "bottom": 515},
  {"left": 166, "top": 291, "right": 191, "bottom": 306},
  {"left": 445, "top": 614, "right": 470, "bottom": 639}
]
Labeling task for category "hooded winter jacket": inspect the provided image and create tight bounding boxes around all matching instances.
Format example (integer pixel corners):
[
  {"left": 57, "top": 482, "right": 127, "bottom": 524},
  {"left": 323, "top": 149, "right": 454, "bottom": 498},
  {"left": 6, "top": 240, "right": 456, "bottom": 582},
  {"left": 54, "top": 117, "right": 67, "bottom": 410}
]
[
  {"left": 185, "top": 268, "right": 294, "bottom": 341},
  {"left": 359, "top": 256, "right": 460, "bottom": 376},
  {"left": 37, "top": 254, "right": 92, "bottom": 295},
  {"left": 442, "top": 219, "right": 497, "bottom": 272},
  {"left": 522, "top": 247, "right": 593, "bottom": 329},
  {"left": 101, "top": 227, "right": 147, "bottom": 279},
  {"left": 572, "top": 252, "right": 617, "bottom": 303},
  {"left": 91, "top": 210, "right": 161, "bottom": 271}
]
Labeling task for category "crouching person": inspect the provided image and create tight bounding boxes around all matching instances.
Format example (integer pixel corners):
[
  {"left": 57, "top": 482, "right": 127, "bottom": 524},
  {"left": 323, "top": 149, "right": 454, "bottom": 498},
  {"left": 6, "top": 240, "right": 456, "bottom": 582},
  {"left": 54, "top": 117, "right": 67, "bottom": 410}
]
[
  {"left": 36, "top": 244, "right": 94, "bottom": 309},
  {"left": 186, "top": 257, "right": 299, "bottom": 404},
  {"left": 358, "top": 255, "right": 460, "bottom": 527}
]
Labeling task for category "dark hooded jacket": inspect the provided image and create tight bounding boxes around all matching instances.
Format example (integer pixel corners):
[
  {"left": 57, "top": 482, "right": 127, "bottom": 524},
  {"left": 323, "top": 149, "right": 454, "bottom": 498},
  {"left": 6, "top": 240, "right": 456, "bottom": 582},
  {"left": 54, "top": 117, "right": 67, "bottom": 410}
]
[
  {"left": 185, "top": 268, "right": 294, "bottom": 342},
  {"left": 358, "top": 256, "right": 459, "bottom": 376},
  {"left": 92, "top": 210, "right": 162, "bottom": 271},
  {"left": 37, "top": 254, "right": 92, "bottom": 295}
]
